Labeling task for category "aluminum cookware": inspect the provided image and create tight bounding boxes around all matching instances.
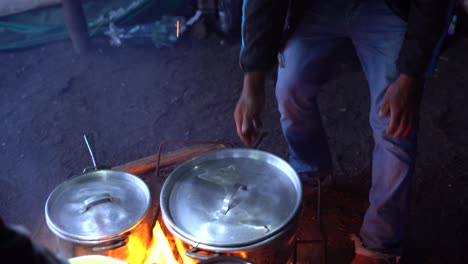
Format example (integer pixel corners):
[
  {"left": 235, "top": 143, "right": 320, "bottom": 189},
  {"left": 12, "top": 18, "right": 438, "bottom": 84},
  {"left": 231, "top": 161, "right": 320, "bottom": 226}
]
[
  {"left": 45, "top": 135, "right": 152, "bottom": 263},
  {"left": 160, "top": 148, "right": 302, "bottom": 262}
]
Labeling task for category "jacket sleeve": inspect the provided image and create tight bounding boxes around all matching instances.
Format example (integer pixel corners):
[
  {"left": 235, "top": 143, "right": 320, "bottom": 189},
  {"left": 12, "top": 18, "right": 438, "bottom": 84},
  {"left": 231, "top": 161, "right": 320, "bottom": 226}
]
[
  {"left": 397, "top": 0, "right": 453, "bottom": 77},
  {"left": 0, "top": 221, "right": 69, "bottom": 264},
  {"left": 239, "top": 0, "right": 289, "bottom": 73}
]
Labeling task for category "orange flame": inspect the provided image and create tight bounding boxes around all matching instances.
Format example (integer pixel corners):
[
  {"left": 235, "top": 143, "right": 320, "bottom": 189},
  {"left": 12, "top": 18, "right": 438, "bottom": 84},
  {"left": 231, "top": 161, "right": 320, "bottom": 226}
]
[
  {"left": 174, "top": 237, "right": 197, "bottom": 264},
  {"left": 110, "top": 220, "right": 248, "bottom": 264},
  {"left": 144, "top": 221, "right": 178, "bottom": 264},
  {"left": 125, "top": 233, "right": 149, "bottom": 264}
]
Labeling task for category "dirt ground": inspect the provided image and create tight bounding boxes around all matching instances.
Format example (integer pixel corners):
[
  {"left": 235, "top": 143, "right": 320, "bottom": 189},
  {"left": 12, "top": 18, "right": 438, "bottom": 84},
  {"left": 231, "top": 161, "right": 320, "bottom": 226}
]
[{"left": 1, "top": 18, "right": 468, "bottom": 263}]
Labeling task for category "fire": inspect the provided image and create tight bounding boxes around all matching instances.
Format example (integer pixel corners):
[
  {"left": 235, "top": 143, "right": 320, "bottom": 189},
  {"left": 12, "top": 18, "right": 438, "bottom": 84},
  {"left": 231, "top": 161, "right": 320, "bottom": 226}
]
[
  {"left": 125, "top": 232, "right": 149, "bottom": 264},
  {"left": 109, "top": 219, "right": 248, "bottom": 264},
  {"left": 113, "top": 220, "right": 197, "bottom": 264},
  {"left": 174, "top": 236, "right": 197, "bottom": 264},
  {"left": 144, "top": 221, "right": 178, "bottom": 264}
]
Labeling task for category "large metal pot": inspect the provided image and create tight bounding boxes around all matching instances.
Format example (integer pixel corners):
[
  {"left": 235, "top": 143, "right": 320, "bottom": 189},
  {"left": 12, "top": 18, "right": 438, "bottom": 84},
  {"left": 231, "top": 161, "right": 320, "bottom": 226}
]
[
  {"left": 160, "top": 148, "right": 302, "bottom": 263},
  {"left": 45, "top": 135, "right": 152, "bottom": 264}
]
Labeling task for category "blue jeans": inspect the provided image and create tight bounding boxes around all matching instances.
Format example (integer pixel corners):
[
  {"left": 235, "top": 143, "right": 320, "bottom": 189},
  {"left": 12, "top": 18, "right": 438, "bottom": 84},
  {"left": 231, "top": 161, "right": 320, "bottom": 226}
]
[{"left": 275, "top": 0, "right": 449, "bottom": 255}]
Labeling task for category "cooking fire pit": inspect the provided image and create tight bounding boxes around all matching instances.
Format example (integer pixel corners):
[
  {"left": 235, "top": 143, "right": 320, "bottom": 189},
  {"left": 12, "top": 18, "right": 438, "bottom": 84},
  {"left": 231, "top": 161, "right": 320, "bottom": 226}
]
[{"left": 45, "top": 140, "right": 326, "bottom": 264}]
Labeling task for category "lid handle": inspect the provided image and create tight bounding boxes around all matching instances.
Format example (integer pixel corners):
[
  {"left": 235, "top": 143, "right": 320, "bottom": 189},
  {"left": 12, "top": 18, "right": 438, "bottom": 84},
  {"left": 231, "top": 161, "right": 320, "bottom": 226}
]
[
  {"left": 220, "top": 183, "right": 246, "bottom": 215},
  {"left": 80, "top": 193, "right": 114, "bottom": 214}
]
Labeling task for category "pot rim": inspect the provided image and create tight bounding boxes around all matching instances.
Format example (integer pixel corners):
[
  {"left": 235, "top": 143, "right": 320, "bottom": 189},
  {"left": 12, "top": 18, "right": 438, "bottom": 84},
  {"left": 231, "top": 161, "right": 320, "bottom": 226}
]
[
  {"left": 45, "top": 169, "right": 151, "bottom": 243},
  {"left": 164, "top": 214, "right": 299, "bottom": 252},
  {"left": 198, "top": 255, "right": 255, "bottom": 264}
]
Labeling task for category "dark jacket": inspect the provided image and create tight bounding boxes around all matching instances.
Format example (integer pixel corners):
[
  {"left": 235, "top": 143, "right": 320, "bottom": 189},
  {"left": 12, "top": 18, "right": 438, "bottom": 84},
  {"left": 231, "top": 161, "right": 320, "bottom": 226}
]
[
  {"left": 0, "top": 219, "right": 68, "bottom": 264},
  {"left": 239, "top": 0, "right": 453, "bottom": 77}
]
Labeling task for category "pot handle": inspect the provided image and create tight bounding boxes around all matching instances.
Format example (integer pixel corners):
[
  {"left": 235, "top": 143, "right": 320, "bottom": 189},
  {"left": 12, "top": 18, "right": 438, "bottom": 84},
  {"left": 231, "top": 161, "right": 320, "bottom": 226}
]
[
  {"left": 221, "top": 183, "right": 246, "bottom": 215},
  {"left": 91, "top": 240, "right": 126, "bottom": 252},
  {"left": 80, "top": 193, "right": 114, "bottom": 213},
  {"left": 82, "top": 134, "right": 111, "bottom": 172},
  {"left": 185, "top": 246, "right": 220, "bottom": 261},
  {"left": 84, "top": 134, "right": 98, "bottom": 171}
]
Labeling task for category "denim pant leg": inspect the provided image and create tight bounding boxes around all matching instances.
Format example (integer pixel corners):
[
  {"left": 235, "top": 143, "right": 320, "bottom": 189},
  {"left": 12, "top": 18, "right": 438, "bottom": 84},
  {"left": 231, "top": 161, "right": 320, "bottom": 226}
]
[
  {"left": 275, "top": 3, "right": 349, "bottom": 174},
  {"left": 350, "top": 1, "right": 415, "bottom": 255}
]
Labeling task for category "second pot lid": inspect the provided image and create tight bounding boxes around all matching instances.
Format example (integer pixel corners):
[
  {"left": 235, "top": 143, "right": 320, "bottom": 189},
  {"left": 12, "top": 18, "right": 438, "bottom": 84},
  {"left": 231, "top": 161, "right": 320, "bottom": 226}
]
[
  {"left": 45, "top": 170, "right": 151, "bottom": 242},
  {"left": 160, "top": 148, "right": 302, "bottom": 247}
]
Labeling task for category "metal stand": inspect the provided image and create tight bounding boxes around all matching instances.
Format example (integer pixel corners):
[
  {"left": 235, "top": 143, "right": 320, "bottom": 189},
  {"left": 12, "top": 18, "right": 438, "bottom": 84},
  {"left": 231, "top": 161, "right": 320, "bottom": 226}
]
[{"left": 293, "top": 177, "right": 327, "bottom": 264}]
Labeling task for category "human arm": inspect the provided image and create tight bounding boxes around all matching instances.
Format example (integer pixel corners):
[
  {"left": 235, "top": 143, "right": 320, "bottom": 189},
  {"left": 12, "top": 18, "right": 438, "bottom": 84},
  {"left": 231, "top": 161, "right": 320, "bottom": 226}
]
[
  {"left": 395, "top": 0, "right": 453, "bottom": 76},
  {"left": 380, "top": 74, "right": 422, "bottom": 138},
  {"left": 381, "top": 0, "right": 453, "bottom": 138},
  {"left": 235, "top": 0, "right": 288, "bottom": 145},
  {"left": 234, "top": 71, "right": 266, "bottom": 146}
]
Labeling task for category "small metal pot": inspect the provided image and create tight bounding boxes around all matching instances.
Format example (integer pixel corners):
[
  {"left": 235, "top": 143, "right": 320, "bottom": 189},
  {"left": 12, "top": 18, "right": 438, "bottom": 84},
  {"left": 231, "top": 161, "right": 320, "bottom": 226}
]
[
  {"left": 45, "top": 169, "right": 152, "bottom": 263},
  {"left": 45, "top": 135, "right": 152, "bottom": 263},
  {"left": 160, "top": 148, "right": 302, "bottom": 263}
]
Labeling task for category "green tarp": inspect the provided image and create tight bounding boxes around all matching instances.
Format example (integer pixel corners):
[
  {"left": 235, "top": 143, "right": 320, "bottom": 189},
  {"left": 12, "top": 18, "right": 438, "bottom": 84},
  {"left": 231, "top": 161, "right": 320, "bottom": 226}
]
[{"left": 0, "top": 0, "right": 185, "bottom": 50}]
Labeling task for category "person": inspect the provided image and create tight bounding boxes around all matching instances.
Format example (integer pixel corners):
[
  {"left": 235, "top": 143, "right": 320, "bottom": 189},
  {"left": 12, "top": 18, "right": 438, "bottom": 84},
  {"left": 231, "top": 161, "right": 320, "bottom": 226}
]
[
  {"left": 0, "top": 218, "right": 69, "bottom": 264},
  {"left": 234, "top": 0, "right": 455, "bottom": 263}
]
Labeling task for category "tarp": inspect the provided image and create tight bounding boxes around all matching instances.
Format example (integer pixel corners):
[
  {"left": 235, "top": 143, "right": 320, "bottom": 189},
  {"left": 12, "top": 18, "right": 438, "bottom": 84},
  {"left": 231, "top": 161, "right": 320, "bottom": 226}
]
[
  {"left": 0, "top": 0, "right": 185, "bottom": 50},
  {"left": 0, "top": 0, "right": 60, "bottom": 17}
]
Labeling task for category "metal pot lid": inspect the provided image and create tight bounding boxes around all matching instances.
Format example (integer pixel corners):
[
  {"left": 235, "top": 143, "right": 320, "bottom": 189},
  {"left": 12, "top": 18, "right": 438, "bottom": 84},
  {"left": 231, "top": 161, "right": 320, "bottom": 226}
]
[
  {"left": 160, "top": 148, "right": 302, "bottom": 248},
  {"left": 45, "top": 170, "right": 151, "bottom": 242}
]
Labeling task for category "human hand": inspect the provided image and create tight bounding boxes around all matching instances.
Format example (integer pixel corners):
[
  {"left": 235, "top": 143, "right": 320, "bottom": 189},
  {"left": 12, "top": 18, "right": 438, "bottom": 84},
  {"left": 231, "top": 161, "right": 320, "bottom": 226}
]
[
  {"left": 379, "top": 74, "right": 421, "bottom": 138},
  {"left": 234, "top": 71, "right": 266, "bottom": 146}
]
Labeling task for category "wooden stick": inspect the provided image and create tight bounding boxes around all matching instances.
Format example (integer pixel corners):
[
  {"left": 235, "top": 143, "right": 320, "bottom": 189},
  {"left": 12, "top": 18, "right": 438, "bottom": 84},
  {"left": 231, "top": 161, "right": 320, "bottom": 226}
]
[
  {"left": 112, "top": 143, "right": 226, "bottom": 175},
  {"left": 61, "top": 0, "right": 91, "bottom": 53}
]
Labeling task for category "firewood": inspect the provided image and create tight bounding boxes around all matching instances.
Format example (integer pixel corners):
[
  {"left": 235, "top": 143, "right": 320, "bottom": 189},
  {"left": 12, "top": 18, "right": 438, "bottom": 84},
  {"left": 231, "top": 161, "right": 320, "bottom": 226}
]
[{"left": 112, "top": 143, "right": 226, "bottom": 175}]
